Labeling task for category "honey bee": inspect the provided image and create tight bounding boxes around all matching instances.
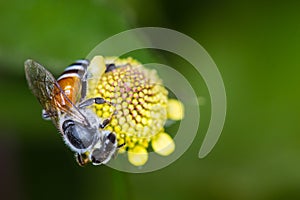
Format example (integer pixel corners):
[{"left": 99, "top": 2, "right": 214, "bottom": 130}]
[{"left": 24, "top": 56, "right": 120, "bottom": 166}]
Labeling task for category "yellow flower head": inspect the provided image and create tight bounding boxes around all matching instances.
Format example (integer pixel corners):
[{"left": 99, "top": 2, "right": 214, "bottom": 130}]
[{"left": 88, "top": 56, "right": 184, "bottom": 166}]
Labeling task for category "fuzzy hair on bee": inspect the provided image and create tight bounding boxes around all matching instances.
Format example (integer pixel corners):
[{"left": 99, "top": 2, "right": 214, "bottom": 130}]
[{"left": 24, "top": 56, "right": 120, "bottom": 166}]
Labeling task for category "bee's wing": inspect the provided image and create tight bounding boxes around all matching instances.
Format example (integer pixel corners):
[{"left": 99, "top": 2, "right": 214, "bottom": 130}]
[
  {"left": 24, "top": 59, "right": 88, "bottom": 128},
  {"left": 25, "top": 59, "right": 62, "bottom": 124}
]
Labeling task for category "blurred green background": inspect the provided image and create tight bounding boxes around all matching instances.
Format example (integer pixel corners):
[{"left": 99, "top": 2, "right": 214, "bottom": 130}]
[{"left": 1, "top": 0, "right": 300, "bottom": 199}]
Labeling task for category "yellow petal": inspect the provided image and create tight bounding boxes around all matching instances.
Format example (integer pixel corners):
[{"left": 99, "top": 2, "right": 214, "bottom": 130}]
[
  {"left": 167, "top": 99, "right": 184, "bottom": 120},
  {"left": 151, "top": 132, "right": 175, "bottom": 156},
  {"left": 128, "top": 145, "right": 148, "bottom": 166}
]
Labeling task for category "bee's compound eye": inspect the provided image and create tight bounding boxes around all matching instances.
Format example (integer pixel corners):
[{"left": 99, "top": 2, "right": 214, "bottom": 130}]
[
  {"left": 107, "top": 132, "right": 116, "bottom": 144},
  {"left": 62, "top": 120, "right": 94, "bottom": 150}
]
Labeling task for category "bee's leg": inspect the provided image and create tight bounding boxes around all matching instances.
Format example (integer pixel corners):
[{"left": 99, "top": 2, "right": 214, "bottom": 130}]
[
  {"left": 99, "top": 109, "right": 119, "bottom": 129},
  {"left": 75, "top": 153, "right": 89, "bottom": 167},
  {"left": 112, "top": 142, "right": 126, "bottom": 159},
  {"left": 78, "top": 97, "right": 107, "bottom": 108},
  {"left": 117, "top": 142, "right": 126, "bottom": 148},
  {"left": 99, "top": 118, "right": 111, "bottom": 129},
  {"left": 42, "top": 109, "right": 51, "bottom": 120}
]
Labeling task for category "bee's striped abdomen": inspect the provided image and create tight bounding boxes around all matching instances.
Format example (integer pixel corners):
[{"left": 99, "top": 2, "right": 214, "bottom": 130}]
[
  {"left": 56, "top": 59, "right": 90, "bottom": 105},
  {"left": 57, "top": 59, "right": 89, "bottom": 81}
]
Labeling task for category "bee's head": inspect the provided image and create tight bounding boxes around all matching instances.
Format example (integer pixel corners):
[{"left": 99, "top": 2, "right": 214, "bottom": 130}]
[{"left": 59, "top": 109, "right": 118, "bottom": 165}]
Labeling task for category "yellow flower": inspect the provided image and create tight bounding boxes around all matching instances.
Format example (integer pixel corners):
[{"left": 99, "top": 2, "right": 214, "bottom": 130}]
[{"left": 87, "top": 56, "right": 184, "bottom": 166}]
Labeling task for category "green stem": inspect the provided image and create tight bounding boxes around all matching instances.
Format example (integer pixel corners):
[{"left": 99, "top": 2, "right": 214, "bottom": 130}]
[{"left": 111, "top": 171, "right": 130, "bottom": 200}]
